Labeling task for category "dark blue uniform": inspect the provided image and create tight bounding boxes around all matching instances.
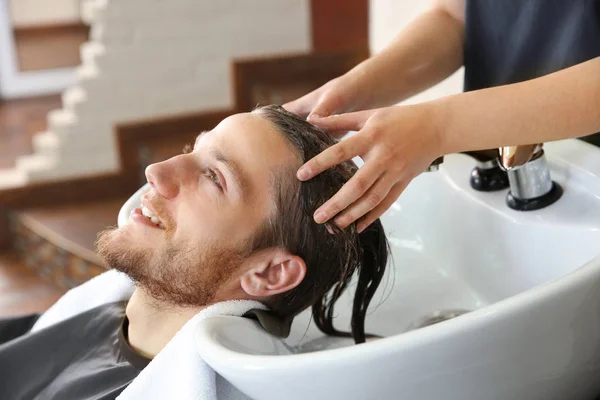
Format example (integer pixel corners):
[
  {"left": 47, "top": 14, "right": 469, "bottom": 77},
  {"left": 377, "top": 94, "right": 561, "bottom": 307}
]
[{"left": 464, "top": 0, "right": 600, "bottom": 144}]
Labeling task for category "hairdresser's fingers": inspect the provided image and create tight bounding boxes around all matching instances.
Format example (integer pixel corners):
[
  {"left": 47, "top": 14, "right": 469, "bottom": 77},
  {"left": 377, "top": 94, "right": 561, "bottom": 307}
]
[
  {"left": 308, "top": 109, "right": 376, "bottom": 132},
  {"left": 308, "top": 93, "right": 350, "bottom": 122},
  {"left": 332, "top": 174, "right": 395, "bottom": 229},
  {"left": 327, "top": 129, "right": 351, "bottom": 140},
  {"left": 284, "top": 79, "right": 348, "bottom": 120},
  {"left": 283, "top": 91, "right": 322, "bottom": 118},
  {"left": 357, "top": 181, "right": 409, "bottom": 233},
  {"left": 297, "top": 134, "right": 368, "bottom": 181},
  {"left": 312, "top": 161, "right": 384, "bottom": 224}
]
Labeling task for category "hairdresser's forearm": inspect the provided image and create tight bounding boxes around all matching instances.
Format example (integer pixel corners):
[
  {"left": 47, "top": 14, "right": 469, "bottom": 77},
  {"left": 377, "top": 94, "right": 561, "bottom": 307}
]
[
  {"left": 435, "top": 56, "right": 600, "bottom": 154},
  {"left": 345, "top": 5, "right": 464, "bottom": 109}
]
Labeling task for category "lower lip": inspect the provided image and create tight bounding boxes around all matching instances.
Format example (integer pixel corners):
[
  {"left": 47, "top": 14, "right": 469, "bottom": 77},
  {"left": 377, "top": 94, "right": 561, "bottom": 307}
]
[{"left": 130, "top": 208, "right": 163, "bottom": 230}]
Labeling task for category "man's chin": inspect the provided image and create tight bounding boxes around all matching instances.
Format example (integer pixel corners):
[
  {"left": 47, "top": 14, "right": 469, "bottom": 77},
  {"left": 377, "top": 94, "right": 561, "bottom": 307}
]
[
  {"left": 96, "top": 226, "right": 152, "bottom": 274},
  {"left": 96, "top": 225, "right": 249, "bottom": 308}
]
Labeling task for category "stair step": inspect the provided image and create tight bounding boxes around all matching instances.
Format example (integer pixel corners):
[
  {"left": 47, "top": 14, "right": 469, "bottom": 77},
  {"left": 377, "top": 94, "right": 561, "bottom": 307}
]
[
  {"left": 48, "top": 108, "right": 76, "bottom": 128},
  {"left": 89, "top": 24, "right": 104, "bottom": 42},
  {"left": 0, "top": 169, "right": 27, "bottom": 190},
  {"left": 31, "top": 131, "right": 83, "bottom": 159},
  {"left": 32, "top": 128, "right": 115, "bottom": 161},
  {"left": 32, "top": 131, "right": 59, "bottom": 157},
  {"left": 62, "top": 86, "right": 87, "bottom": 113},
  {"left": 0, "top": 94, "right": 62, "bottom": 170},
  {"left": 11, "top": 196, "right": 130, "bottom": 288},
  {"left": 81, "top": 0, "right": 107, "bottom": 25},
  {"left": 16, "top": 153, "right": 56, "bottom": 172},
  {"left": 75, "top": 63, "right": 99, "bottom": 82},
  {"left": 80, "top": 41, "right": 105, "bottom": 66},
  {"left": 47, "top": 108, "right": 77, "bottom": 138}
]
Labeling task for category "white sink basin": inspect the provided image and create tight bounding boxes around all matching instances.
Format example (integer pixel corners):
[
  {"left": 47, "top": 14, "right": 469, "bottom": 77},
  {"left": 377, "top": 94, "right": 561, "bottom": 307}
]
[{"left": 191, "top": 139, "right": 600, "bottom": 400}]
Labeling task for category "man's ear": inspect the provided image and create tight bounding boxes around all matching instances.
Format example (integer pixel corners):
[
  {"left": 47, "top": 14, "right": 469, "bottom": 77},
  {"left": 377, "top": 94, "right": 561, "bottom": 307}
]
[{"left": 240, "top": 250, "right": 306, "bottom": 297}]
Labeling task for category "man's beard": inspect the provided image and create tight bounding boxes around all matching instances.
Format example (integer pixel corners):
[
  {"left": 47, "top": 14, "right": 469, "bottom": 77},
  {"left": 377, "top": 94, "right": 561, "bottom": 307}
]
[{"left": 96, "top": 226, "right": 246, "bottom": 308}]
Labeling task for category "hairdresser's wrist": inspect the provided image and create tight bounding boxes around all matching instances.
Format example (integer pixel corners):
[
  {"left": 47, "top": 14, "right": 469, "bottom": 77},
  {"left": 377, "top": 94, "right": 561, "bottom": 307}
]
[
  {"left": 414, "top": 98, "right": 449, "bottom": 160},
  {"left": 426, "top": 93, "right": 472, "bottom": 158},
  {"left": 332, "top": 64, "right": 372, "bottom": 113},
  {"left": 342, "top": 58, "right": 400, "bottom": 112}
]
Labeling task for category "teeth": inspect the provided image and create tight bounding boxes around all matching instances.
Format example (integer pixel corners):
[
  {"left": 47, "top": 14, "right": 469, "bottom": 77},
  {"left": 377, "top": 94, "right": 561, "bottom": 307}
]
[{"left": 141, "top": 206, "right": 165, "bottom": 229}]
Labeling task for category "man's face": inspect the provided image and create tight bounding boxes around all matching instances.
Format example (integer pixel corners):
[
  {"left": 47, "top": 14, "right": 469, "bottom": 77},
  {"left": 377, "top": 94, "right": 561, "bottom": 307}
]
[{"left": 97, "top": 112, "right": 300, "bottom": 306}]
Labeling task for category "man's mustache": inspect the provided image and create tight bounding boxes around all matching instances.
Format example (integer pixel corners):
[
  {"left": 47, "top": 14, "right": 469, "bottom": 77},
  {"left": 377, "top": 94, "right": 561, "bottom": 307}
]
[{"left": 142, "top": 192, "right": 176, "bottom": 231}]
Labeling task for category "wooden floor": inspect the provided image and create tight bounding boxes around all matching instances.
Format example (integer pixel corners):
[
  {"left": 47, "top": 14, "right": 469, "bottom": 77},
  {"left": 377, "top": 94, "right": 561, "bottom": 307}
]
[
  {"left": 0, "top": 253, "right": 65, "bottom": 317},
  {"left": 0, "top": 94, "right": 62, "bottom": 169},
  {"left": 13, "top": 23, "right": 89, "bottom": 72}
]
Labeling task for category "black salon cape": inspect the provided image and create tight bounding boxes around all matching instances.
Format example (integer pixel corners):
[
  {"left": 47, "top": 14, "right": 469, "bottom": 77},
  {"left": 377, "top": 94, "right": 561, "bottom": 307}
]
[{"left": 0, "top": 301, "right": 150, "bottom": 400}]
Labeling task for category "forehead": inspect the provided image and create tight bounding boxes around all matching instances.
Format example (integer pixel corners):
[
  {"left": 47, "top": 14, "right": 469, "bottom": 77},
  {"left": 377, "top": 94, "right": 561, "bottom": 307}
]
[
  {"left": 209, "top": 112, "right": 300, "bottom": 166},
  {"left": 200, "top": 112, "right": 301, "bottom": 199}
]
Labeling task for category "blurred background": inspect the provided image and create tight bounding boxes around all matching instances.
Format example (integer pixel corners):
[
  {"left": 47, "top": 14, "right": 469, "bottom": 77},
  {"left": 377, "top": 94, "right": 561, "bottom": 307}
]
[{"left": 0, "top": 0, "right": 462, "bottom": 316}]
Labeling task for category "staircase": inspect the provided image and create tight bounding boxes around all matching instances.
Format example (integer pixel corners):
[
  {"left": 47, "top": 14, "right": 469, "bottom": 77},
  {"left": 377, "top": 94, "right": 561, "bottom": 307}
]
[
  {"left": 0, "top": 95, "right": 61, "bottom": 169},
  {"left": 0, "top": 0, "right": 312, "bottom": 189}
]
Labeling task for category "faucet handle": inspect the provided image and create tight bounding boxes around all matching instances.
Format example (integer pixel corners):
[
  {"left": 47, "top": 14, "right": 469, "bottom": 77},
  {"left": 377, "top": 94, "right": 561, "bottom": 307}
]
[{"left": 499, "top": 144, "right": 543, "bottom": 170}]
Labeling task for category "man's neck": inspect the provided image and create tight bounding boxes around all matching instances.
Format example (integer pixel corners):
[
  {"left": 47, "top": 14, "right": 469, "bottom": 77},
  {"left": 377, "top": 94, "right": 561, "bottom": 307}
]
[{"left": 125, "top": 288, "right": 204, "bottom": 359}]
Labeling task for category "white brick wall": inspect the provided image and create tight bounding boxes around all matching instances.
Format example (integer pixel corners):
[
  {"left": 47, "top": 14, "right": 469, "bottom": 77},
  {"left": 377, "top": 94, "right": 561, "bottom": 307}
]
[{"left": 3, "top": 0, "right": 311, "bottom": 185}]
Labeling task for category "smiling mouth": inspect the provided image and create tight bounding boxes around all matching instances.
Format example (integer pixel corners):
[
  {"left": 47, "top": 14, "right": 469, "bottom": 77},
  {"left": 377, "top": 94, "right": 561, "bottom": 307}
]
[
  {"left": 130, "top": 206, "right": 166, "bottom": 230},
  {"left": 141, "top": 206, "right": 167, "bottom": 229}
]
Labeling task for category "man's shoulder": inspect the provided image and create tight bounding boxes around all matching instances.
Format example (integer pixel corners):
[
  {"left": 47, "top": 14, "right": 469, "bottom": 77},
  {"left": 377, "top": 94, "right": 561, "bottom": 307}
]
[
  {"left": 0, "top": 313, "right": 42, "bottom": 345},
  {"left": 29, "top": 300, "right": 129, "bottom": 337},
  {"left": 58, "top": 300, "right": 128, "bottom": 325}
]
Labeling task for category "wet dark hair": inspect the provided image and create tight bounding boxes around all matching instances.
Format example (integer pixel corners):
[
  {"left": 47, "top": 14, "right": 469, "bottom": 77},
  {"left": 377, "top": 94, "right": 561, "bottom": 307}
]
[{"left": 249, "top": 105, "right": 390, "bottom": 344}]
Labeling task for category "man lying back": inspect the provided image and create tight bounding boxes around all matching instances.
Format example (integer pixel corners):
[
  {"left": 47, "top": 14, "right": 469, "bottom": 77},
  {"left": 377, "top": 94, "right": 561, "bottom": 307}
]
[{"left": 0, "top": 105, "right": 389, "bottom": 399}]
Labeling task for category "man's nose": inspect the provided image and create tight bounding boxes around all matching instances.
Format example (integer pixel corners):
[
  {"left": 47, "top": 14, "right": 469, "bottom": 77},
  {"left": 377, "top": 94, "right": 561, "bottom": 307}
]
[{"left": 145, "top": 155, "right": 194, "bottom": 199}]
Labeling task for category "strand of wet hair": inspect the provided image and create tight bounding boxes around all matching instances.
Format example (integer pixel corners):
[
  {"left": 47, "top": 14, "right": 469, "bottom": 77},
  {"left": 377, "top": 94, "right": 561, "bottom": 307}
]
[
  {"left": 350, "top": 220, "right": 388, "bottom": 342},
  {"left": 312, "top": 219, "right": 389, "bottom": 344}
]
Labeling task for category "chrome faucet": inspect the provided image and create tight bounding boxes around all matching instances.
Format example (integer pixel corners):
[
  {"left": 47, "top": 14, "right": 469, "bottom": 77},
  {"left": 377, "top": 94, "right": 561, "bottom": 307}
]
[
  {"left": 498, "top": 143, "right": 563, "bottom": 210},
  {"left": 426, "top": 143, "right": 563, "bottom": 210}
]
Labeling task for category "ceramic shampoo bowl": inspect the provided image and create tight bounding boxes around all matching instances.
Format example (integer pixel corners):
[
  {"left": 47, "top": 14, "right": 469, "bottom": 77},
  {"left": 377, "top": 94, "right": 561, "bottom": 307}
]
[{"left": 119, "top": 139, "right": 600, "bottom": 400}]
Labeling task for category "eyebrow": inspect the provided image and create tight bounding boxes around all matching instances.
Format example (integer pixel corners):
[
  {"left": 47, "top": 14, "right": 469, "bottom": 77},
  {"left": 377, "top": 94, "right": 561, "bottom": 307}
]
[{"left": 193, "top": 131, "right": 208, "bottom": 148}]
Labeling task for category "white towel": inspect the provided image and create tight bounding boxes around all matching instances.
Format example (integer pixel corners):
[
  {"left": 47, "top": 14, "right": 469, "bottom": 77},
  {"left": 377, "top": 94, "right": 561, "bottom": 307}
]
[
  {"left": 30, "top": 270, "right": 265, "bottom": 400},
  {"left": 119, "top": 299, "right": 265, "bottom": 400}
]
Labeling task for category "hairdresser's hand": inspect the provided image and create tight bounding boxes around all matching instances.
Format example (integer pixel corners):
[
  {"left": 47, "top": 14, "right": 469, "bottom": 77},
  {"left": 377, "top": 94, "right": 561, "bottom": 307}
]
[
  {"left": 283, "top": 74, "right": 366, "bottom": 134},
  {"left": 298, "top": 104, "right": 442, "bottom": 232}
]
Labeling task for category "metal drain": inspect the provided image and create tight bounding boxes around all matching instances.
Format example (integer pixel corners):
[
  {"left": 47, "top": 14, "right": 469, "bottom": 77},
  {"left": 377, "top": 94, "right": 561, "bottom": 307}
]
[{"left": 407, "top": 309, "right": 471, "bottom": 330}]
